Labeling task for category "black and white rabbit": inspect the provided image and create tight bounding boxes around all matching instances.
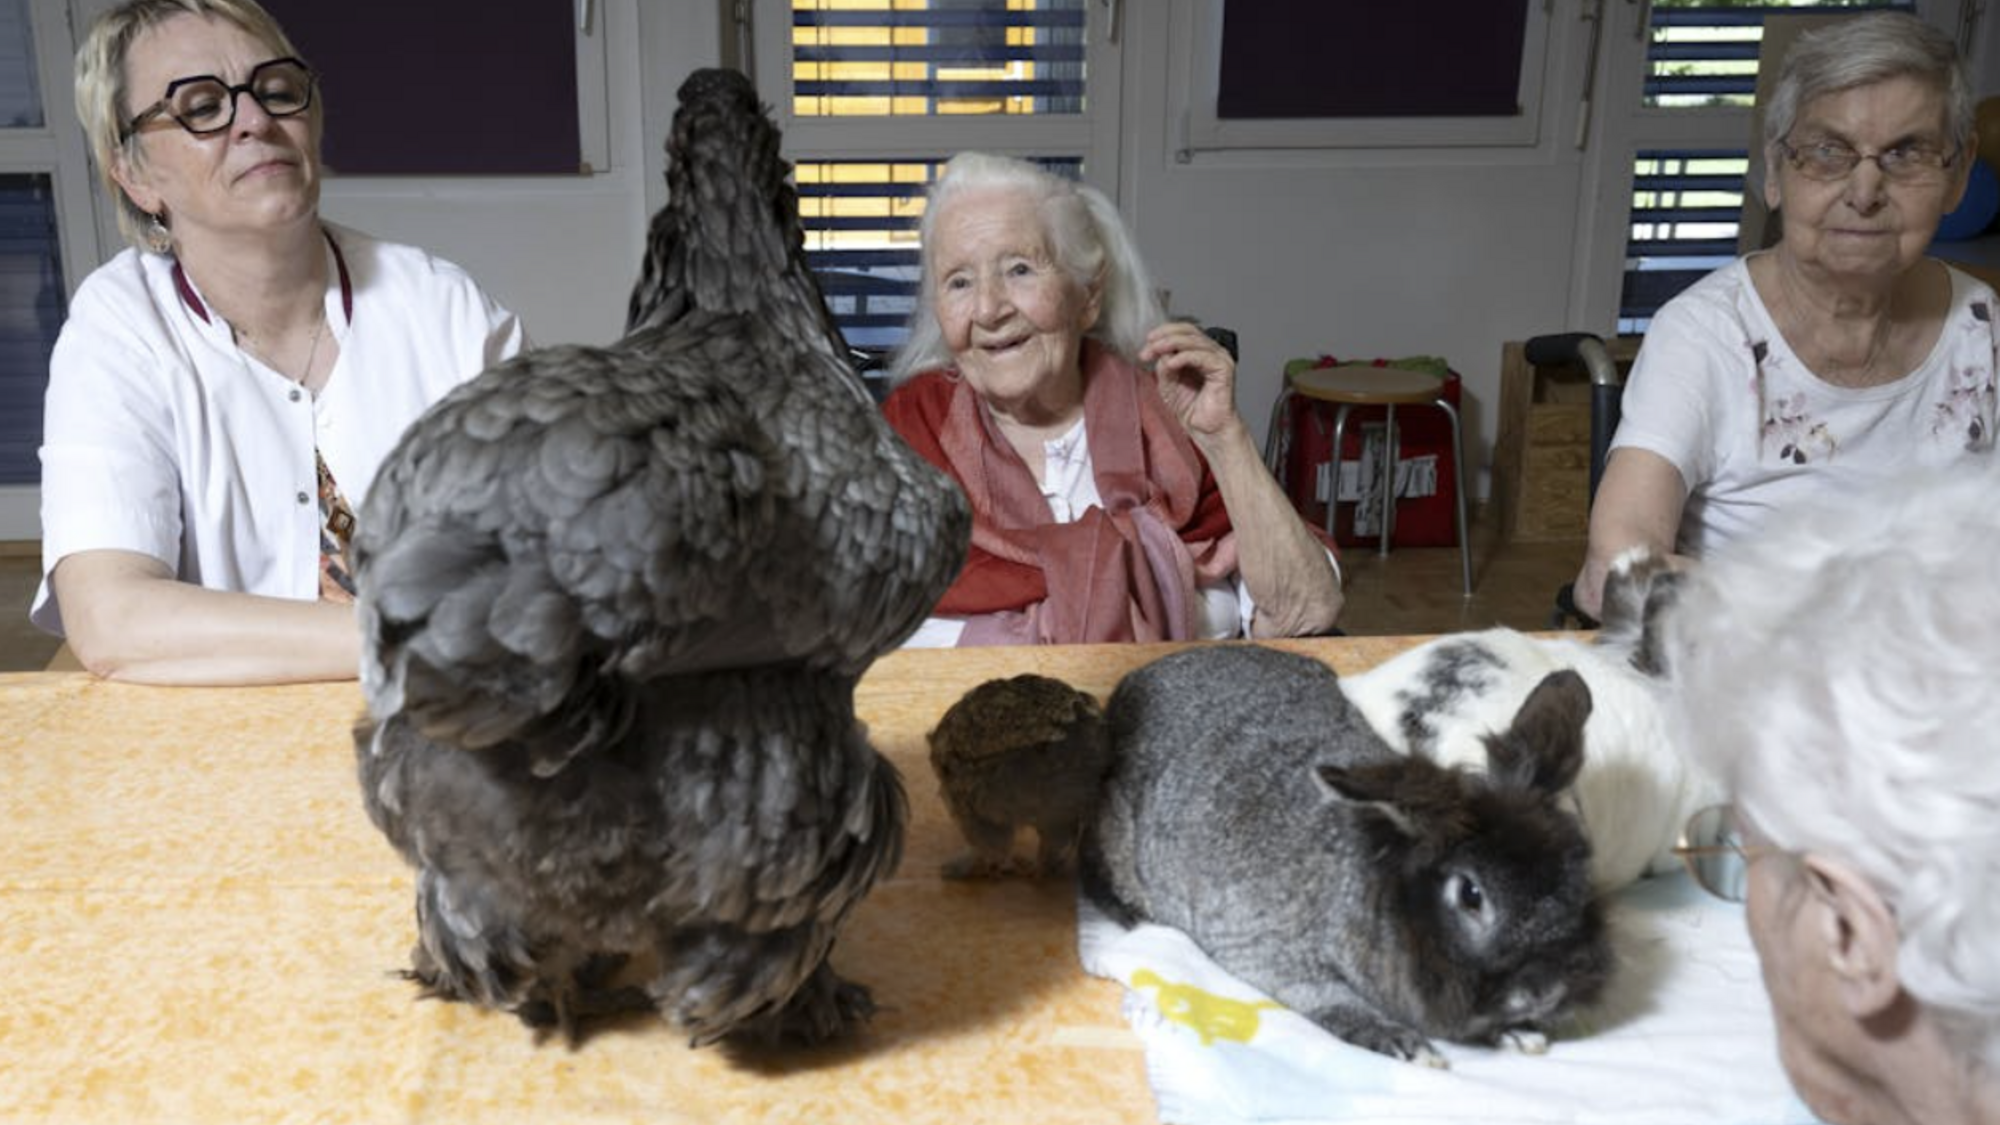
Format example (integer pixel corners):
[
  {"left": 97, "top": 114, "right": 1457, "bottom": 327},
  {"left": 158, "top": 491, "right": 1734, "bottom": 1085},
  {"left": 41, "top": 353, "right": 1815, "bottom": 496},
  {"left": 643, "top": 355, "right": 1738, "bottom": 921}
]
[
  {"left": 1339, "top": 547, "right": 1720, "bottom": 892},
  {"left": 1081, "top": 644, "right": 1614, "bottom": 1067}
]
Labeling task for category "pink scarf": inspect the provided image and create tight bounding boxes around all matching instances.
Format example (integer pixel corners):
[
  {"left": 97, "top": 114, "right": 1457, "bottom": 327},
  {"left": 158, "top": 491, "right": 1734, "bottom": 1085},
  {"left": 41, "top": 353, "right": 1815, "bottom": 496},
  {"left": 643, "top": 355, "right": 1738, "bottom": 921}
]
[{"left": 883, "top": 343, "right": 1239, "bottom": 644}]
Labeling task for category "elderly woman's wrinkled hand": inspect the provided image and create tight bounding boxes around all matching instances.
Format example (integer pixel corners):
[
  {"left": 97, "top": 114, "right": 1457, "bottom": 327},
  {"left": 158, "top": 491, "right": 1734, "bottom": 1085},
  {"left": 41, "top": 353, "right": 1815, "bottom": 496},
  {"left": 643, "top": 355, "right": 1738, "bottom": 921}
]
[{"left": 1140, "top": 322, "right": 1243, "bottom": 442}]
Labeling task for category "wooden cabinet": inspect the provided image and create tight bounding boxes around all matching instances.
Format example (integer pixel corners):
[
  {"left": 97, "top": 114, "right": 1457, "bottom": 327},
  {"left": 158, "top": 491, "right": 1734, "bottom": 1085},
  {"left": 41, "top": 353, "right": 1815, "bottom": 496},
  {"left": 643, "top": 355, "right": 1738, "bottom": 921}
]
[
  {"left": 1937, "top": 235, "right": 2000, "bottom": 293},
  {"left": 1490, "top": 337, "right": 1639, "bottom": 543}
]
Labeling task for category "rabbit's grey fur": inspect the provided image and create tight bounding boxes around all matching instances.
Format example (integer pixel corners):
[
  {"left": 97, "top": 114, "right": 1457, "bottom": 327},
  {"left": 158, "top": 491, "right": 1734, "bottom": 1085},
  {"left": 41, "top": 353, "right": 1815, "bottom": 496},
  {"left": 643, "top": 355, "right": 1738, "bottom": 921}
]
[{"left": 1082, "top": 645, "right": 1613, "bottom": 1065}]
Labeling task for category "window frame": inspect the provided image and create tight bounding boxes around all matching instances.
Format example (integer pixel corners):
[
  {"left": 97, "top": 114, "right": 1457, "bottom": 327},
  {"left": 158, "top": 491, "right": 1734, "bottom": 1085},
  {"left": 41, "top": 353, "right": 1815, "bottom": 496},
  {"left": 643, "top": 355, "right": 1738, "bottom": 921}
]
[{"left": 0, "top": 0, "right": 103, "bottom": 540}]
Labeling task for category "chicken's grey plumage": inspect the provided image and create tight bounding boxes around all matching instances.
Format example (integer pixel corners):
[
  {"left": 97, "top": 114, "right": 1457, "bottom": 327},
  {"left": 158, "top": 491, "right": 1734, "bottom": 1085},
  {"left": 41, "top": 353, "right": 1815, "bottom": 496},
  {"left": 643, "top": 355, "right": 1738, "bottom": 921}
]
[{"left": 350, "top": 68, "right": 970, "bottom": 1046}]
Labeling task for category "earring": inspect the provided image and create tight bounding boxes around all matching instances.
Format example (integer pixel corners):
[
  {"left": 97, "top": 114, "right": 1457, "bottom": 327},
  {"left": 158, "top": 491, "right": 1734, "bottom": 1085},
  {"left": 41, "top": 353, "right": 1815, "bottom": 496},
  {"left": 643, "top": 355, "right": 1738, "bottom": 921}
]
[{"left": 145, "top": 212, "right": 173, "bottom": 255}]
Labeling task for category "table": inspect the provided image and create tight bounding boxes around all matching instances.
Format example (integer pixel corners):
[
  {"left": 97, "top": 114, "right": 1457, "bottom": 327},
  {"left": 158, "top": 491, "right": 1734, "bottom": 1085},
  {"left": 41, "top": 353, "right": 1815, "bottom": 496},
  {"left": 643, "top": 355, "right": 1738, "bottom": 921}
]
[{"left": 0, "top": 636, "right": 1430, "bottom": 1124}]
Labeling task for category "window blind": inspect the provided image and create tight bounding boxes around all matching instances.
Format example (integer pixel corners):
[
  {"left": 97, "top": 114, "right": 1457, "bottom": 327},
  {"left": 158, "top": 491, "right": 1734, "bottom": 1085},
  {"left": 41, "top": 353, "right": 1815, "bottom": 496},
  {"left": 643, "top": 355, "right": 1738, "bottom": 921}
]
[
  {"left": 259, "top": 0, "right": 583, "bottom": 174},
  {"left": 1621, "top": 150, "right": 1748, "bottom": 333},
  {"left": 0, "top": 0, "right": 42, "bottom": 129},
  {"left": 787, "top": 2, "right": 1090, "bottom": 352},
  {"left": 0, "top": 174, "right": 66, "bottom": 485},
  {"left": 1643, "top": 1, "right": 1910, "bottom": 107},
  {"left": 799, "top": 156, "right": 1084, "bottom": 355},
  {"left": 1217, "top": 0, "right": 1531, "bottom": 119},
  {"left": 790, "top": 0, "right": 1086, "bottom": 119}
]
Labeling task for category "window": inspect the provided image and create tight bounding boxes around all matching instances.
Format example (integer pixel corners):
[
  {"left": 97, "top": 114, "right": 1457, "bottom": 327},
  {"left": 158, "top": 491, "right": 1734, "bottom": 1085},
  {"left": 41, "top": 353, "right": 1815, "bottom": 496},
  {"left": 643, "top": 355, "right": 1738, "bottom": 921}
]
[
  {"left": 1173, "top": 0, "right": 1556, "bottom": 153},
  {"left": 0, "top": 174, "right": 66, "bottom": 486},
  {"left": 1611, "top": 1, "right": 1917, "bottom": 333},
  {"left": 258, "top": 0, "right": 611, "bottom": 174},
  {"left": 1, "top": 0, "right": 59, "bottom": 490},
  {"left": 0, "top": 0, "right": 44, "bottom": 130},
  {"left": 1, "top": 0, "right": 98, "bottom": 538},
  {"left": 753, "top": 0, "right": 1121, "bottom": 353},
  {"left": 1621, "top": 149, "right": 1749, "bottom": 332},
  {"left": 790, "top": 1, "right": 1086, "bottom": 119}
]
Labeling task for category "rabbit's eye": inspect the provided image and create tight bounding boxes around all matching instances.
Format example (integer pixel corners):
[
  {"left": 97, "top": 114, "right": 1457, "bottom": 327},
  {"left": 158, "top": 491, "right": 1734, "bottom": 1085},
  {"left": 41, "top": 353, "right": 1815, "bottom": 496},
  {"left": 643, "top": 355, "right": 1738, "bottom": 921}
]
[{"left": 1455, "top": 876, "right": 1486, "bottom": 914}]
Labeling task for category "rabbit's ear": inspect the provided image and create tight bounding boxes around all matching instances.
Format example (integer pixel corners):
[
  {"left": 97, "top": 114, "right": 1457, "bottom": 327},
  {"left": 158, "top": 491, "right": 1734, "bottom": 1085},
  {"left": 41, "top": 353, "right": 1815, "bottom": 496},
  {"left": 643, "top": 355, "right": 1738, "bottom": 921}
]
[
  {"left": 1483, "top": 669, "right": 1591, "bottom": 795},
  {"left": 1315, "top": 760, "right": 1468, "bottom": 843},
  {"left": 1599, "top": 547, "right": 1687, "bottom": 674},
  {"left": 1630, "top": 569, "right": 1687, "bottom": 676}
]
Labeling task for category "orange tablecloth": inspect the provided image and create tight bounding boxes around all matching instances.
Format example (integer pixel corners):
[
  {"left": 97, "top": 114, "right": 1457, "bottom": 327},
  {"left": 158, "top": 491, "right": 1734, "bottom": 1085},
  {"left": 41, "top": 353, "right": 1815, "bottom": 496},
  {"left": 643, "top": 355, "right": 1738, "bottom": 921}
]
[{"left": 0, "top": 636, "right": 1430, "bottom": 1124}]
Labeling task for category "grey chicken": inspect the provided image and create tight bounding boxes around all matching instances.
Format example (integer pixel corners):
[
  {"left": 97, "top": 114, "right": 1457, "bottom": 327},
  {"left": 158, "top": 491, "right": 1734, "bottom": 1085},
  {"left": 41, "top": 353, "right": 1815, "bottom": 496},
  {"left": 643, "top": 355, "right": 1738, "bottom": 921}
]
[
  {"left": 928, "top": 675, "right": 1110, "bottom": 878},
  {"left": 349, "top": 68, "right": 970, "bottom": 1047}
]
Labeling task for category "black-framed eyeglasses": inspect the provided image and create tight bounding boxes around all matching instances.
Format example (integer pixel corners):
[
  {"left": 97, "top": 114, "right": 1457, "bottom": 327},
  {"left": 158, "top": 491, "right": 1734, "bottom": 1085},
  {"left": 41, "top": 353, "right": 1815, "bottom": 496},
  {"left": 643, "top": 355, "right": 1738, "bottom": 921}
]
[
  {"left": 1672, "top": 804, "right": 1786, "bottom": 903},
  {"left": 1776, "top": 136, "right": 1961, "bottom": 185},
  {"left": 121, "top": 56, "right": 316, "bottom": 141}
]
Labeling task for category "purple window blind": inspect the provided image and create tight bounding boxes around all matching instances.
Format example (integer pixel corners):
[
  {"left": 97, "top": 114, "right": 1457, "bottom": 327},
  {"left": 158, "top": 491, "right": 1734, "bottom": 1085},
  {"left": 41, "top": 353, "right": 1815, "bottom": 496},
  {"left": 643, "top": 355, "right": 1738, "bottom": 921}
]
[
  {"left": 1218, "top": 0, "right": 1530, "bottom": 119},
  {"left": 259, "top": 0, "right": 582, "bottom": 174}
]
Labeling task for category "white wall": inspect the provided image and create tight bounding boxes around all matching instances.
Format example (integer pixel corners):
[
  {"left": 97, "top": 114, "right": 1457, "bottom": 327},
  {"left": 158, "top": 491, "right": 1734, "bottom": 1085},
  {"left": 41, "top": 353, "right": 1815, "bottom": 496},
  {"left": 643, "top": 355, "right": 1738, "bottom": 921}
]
[
  {"left": 111, "top": 0, "right": 2000, "bottom": 495},
  {"left": 315, "top": 0, "right": 657, "bottom": 348},
  {"left": 311, "top": 1, "right": 734, "bottom": 349},
  {"left": 304, "top": 0, "right": 1603, "bottom": 491},
  {"left": 10, "top": 1, "right": 1991, "bottom": 545},
  {"left": 1116, "top": 5, "right": 1599, "bottom": 475}
]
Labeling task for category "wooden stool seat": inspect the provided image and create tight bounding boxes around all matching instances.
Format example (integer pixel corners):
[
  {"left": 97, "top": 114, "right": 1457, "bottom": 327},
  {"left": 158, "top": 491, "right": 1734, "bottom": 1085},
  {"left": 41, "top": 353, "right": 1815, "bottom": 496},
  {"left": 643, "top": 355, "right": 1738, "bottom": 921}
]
[
  {"left": 1263, "top": 363, "right": 1473, "bottom": 597},
  {"left": 1288, "top": 363, "right": 1445, "bottom": 405}
]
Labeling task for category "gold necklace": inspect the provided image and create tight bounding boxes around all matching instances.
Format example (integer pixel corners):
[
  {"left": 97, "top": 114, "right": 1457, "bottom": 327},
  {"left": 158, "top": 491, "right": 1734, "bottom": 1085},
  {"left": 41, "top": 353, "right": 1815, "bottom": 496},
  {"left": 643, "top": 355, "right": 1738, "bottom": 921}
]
[{"left": 241, "top": 308, "right": 327, "bottom": 387}]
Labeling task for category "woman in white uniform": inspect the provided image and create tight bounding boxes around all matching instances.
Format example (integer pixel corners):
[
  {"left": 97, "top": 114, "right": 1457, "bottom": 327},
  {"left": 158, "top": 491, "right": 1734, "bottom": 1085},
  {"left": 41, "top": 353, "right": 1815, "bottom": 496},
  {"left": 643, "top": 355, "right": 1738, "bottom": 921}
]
[{"left": 36, "top": 0, "right": 526, "bottom": 684}]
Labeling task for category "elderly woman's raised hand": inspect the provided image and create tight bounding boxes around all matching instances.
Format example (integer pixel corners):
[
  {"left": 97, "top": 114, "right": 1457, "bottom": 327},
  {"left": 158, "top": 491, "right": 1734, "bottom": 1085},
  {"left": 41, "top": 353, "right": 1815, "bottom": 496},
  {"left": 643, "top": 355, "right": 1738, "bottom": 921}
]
[{"left": 1139, "top": 321, "right": 1244, "bottom": 444}]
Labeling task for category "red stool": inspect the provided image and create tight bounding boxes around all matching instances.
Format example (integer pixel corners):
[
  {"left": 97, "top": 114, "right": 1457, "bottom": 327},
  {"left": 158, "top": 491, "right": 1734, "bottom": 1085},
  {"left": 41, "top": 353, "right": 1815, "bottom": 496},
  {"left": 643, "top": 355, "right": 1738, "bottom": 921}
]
[{"left": 1265, "top": 363, "right": 1471, "bottom": 597}]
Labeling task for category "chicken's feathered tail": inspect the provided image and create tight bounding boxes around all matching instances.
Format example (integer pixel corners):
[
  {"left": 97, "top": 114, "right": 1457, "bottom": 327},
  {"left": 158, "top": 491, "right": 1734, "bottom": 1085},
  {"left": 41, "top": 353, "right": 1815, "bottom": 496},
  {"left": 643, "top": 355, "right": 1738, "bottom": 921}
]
[{"left": 625, "top": 68, "right": 847, "bottom": 368}]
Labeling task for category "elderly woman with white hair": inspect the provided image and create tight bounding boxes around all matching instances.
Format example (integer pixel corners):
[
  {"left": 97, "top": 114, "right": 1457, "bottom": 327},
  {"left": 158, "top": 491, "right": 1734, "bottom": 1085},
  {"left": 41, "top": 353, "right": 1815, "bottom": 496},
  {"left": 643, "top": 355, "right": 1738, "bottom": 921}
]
[
  {"left": 882, "top": 152, "right": 1342, "bottom": 645},
  {"left": 1572, "top": 11, "right": 1996, "bottom": 621},
  {"left": 1665, "top": 463, "right": 2000, "bottom": 1125}
]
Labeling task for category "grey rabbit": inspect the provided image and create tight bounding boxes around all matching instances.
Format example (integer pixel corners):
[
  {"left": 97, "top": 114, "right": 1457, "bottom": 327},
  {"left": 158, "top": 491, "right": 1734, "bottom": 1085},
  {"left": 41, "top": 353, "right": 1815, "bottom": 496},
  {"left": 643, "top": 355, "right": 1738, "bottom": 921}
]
[{"left": 1080, "top": 645, "right": 1614, "bottom": 1067}]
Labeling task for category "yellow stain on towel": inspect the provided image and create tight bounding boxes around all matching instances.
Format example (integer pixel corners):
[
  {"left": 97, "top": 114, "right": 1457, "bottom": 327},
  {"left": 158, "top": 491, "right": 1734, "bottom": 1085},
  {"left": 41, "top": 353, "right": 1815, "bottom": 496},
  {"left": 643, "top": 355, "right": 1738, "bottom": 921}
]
[{"left": 1131, "top": 969, "right": 1281, "bottom": 1046}]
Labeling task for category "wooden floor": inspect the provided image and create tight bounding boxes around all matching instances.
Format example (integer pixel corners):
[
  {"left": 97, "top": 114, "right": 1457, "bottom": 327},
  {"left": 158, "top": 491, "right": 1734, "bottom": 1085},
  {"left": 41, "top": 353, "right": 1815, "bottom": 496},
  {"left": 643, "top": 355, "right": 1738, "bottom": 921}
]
[
  {"left": 0, "top": 521, "right": 1585, "bottom": 674},
  {"left": 1327, "top": 517, "right": 1582, "bottom": 637}
]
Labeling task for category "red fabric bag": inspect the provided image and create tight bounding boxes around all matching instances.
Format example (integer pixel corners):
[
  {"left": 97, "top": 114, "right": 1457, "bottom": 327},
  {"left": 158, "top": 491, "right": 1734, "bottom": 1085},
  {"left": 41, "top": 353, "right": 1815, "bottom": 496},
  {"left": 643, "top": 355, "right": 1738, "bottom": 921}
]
[{"left": 1274, "top": 355, "right": 1462, "bottom": 549}]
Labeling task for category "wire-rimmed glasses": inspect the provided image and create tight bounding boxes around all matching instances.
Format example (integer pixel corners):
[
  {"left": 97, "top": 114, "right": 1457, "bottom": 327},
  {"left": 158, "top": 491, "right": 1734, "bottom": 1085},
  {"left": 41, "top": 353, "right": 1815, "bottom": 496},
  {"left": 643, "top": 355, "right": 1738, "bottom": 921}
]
[
  {"left": 1775, "top": 136, "right": 1961, "bottom": 185},
  {"left": 121, "top": 56, "right": 317, "bottom": 141},
  {"left": 1672, "top": 804, "right": 1783, "bottom": 903}
]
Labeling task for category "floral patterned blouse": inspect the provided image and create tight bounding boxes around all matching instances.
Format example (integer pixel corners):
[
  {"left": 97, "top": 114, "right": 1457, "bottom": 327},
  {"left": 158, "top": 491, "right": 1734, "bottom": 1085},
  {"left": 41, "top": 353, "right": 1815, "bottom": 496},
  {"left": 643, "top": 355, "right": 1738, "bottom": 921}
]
[{"left": 1611, "top": 254, "right": 1997, "bottom": 557}]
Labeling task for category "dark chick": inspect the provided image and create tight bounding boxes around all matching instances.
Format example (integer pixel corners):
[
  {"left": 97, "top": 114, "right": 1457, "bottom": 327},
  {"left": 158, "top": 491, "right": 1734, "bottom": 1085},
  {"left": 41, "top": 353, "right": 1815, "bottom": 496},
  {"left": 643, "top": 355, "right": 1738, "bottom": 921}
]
[
  {"left": 928, "top": 674, "right": 1110, "bottom": 879},
  {"left": 349, "top": 68, "right": 970, "bottom": 1048}
]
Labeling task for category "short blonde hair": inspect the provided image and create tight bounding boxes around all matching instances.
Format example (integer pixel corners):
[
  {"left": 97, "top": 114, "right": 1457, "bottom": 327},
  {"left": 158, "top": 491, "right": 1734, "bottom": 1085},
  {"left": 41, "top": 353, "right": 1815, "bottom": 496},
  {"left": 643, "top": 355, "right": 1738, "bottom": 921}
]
[{"left": 75, "top": 0, "right": 306, "bottom": 251}]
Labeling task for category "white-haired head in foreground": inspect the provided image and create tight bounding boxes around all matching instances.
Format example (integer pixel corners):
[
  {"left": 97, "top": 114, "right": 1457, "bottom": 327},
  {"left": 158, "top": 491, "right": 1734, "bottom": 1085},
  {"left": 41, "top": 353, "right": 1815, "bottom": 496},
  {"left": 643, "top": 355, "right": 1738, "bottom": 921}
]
[
  {"left": 890, "top": 151, "right": 1163, "bottom": 382},
  {"left": 1661, "top": 459, "right": 2000, "bottom": 1105}
]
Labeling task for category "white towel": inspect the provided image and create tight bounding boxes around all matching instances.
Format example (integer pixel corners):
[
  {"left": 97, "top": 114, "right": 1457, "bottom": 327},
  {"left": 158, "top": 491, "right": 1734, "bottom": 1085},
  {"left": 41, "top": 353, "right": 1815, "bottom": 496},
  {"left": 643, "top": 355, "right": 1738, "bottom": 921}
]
[{"left": 1077, "top": 872, "right": 1826, "bottom": 1125}]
